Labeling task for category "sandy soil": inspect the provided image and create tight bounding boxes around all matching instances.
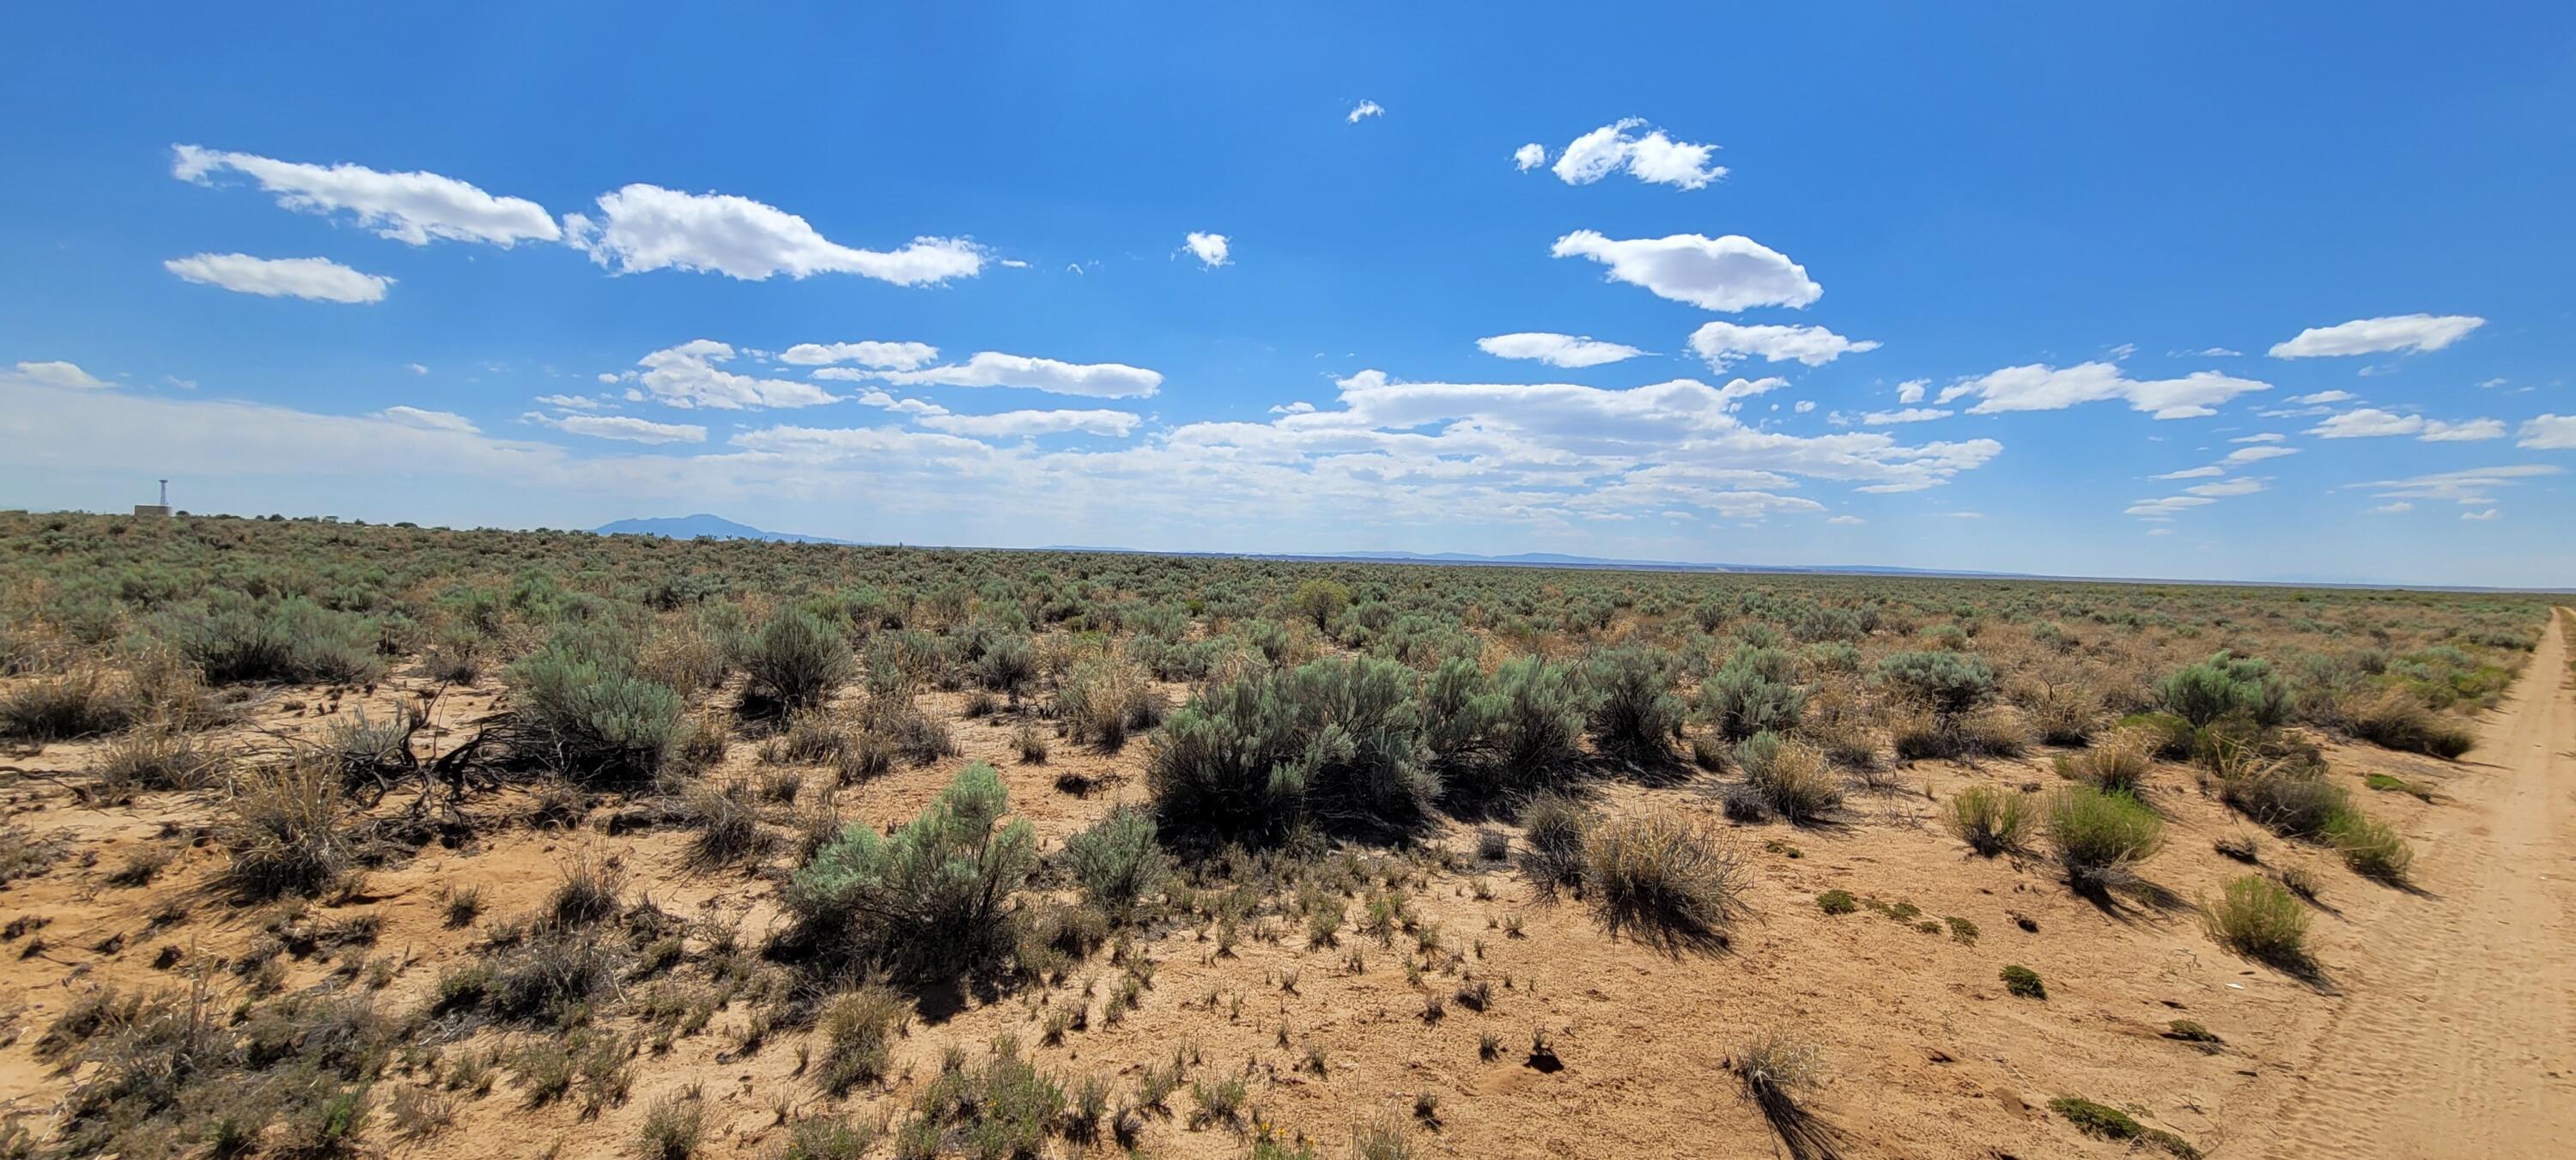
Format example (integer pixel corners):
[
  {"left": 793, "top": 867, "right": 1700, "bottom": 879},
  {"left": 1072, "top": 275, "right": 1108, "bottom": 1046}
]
[
  {"left": 2234, "top": 608, "right": 2576, "bottom": 1160},
  {"left": 0, "top": 618, "right": 2568, "bottom": 1157}
]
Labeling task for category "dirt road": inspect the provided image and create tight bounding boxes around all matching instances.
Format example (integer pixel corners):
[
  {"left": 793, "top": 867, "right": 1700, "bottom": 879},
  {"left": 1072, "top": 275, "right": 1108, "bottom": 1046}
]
[{"left": 2252, "top": 609, "right": 2576, "bottom": 1159}]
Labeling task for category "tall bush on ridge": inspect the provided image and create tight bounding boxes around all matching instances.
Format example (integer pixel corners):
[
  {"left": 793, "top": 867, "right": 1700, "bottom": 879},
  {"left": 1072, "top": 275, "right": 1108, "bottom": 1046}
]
[
  {"left": 511, "top": 622, "right": 690, "bottom": 782},
  {"left": 1698, "top": 647, "right": 1806, "bottom": 742},
  {"left": 1583, "top": 647, "right": 1685, "bottom": 765},
  {"left": 742, "top": 606, "right": 852, "bottom": 710},
  {"left": 1423, "top": 655, "right": 1589, "bottom": 793},
  {"left": 2160, "top": 651, "right": 2293, "bottom": 728},
  {"left": 1875, "top": 651, "right": 1997, "bottom": 719},
  {"left": 1146, "top": 655, "right": 1434, "bottom": 842}
]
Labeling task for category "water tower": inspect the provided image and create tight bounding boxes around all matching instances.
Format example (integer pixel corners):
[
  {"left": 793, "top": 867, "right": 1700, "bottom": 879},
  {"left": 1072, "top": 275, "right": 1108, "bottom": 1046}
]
[{"left": 133, "top": 479, "right": 173, "bottom": 518}]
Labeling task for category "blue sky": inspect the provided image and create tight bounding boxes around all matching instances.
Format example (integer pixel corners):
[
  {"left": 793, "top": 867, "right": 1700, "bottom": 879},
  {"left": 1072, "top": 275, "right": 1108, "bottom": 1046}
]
[{"left": 3, "top": 3, "right": 2571, "bottom": 586}]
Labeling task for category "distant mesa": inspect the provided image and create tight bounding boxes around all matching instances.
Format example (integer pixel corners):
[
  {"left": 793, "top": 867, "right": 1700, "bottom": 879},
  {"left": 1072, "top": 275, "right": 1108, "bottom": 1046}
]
[{"left": 594, "top": 514, "right": 852, "bottom": 544}]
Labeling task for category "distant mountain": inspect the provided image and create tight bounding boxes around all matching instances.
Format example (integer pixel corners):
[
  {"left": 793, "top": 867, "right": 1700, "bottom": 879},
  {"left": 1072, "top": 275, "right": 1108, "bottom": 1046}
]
[{"left": 595, "top": 514, "right": 852, "bottom": 544}]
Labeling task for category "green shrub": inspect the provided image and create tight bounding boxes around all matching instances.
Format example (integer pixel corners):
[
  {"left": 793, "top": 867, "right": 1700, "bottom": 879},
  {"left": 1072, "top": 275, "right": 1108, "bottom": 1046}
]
[
  {"left": 2048, "top": 1096, "right": 2200, "bottom": 1157},
  {"left": 1289, "top": 579, "right": 1351, "bottom": 631},
  {"left": 509, "top": 626, "right": 690, "bottom": 783},
  {"left": 742, "top": 607, "right": 852, "bottom": 710},
  {"left": 787, "top": 762, "right": 1037, "bottom": 978},
  {"left": 2044, "top": 786, "right": 2164, "bottom": 890},
  {"left": 1817, "top": 889, "right": 1857, "bottom": 915},
  {"left": 1583, "top": 647, "right": 1685, "bottom": 765},
  {"left": 1059, "top": 805, "right": 1169, "bottom": 921},
  {"left": 2202, "top": 874, "right": 2309, "bottom": 963},
  {"left": 971, "top": 634, "right": 1036, "bottom": 698},
  {"left": 1875, "top": 651, "right": 1996, "bottom": 717},
  {"left": 1698, "top": 648, "right": 1806, "bottom": 742},
  {"left": 1944, "top": 785, "right": 2031, "bottom": 855},
  {"left": 1421, "top": 654, "right": 1588, "bottom": 793},
  {"left": 2000, "top": 964, "right": 2045, "bottom": 999},
  {"left": 151, "top": 593, "right": 383, "bottom": 685},
  {"left": 2324, "top": 811, "right": 2413, "bottom": 880},
  {"left": 1583, "top": 811, "right": 1743, "bottom": 945},
  {"left": 1145, "top": 656, "right": 1433, "bottom": 842},
  {"left": 2160, "top": 651, "right": 2292, "bottom": 727}
]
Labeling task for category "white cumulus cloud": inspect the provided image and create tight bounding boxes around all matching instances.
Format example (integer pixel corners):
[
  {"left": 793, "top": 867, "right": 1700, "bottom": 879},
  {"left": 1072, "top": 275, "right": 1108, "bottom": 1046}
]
[
  {"left": 1346, "top": 100, "right": 1383, "bottom": 124},
  {"left": 1183, "top": 232, "right": 1230, "bottom": 269},
  {"left": 563, "top": 184, "right": 983, "bottom": 284},
  {"left": 631, "top": 340, "right": 837, "bottom": 410},
  {"left": 1858, "top": 408, "right": 1950, "bottom": 425},
  {"left": 1512, "top": 143, "right": 1546, "bottom": 171},
  {"left": 778, "top": 341, "right": 940, "bottom": 371},
  {"left": 2515, "top": 415, "right": 2576, "bottom": 450},
  {"left": 1475, "top": 332, "right": 1644, "bottom": 368},
  {"left": 2307, "top": 408, "right": 2505, "bottom": 441},
  {"left": 1544, "top": 118, "right": 1725, "bottom": 190},
  {"left": 164, "top": 253, "right": 392, "bottom": 304},
  {"left": 2269, "top": 313, "right": 2486, "bottom": 358},
  {"left": 171, "top": 144, "right": 559, "bottom": 247},
  {"left": 1686, "top": 321, "right": 1879, "bottom": 371},
  {"left": 6, "top": 361, "right": 109, "bottom": 389},
  {"left": 1551, "top": 230, "right": 1820, "bottom": 312},
  {"left": 1936, "top": 361, "right": 2269, "bottom": 419},
  {"left": 878, "top": 353, "right": 1163, "bottom": 399}
]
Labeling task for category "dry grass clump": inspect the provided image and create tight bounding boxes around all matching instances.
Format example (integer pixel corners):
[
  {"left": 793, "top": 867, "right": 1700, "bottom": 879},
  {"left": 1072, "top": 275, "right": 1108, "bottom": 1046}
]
[
  {"left": 1583, "top": 810, "right": 1744, "bottom": 947},
  {"left": 1349, "top": 1108, "right": 1420, "bottom": 1160},
  {"left": 89, "top": 725, "right": 228, "bottom": 802},
  {"left": 2018, "top": 677, "right": 2103, "bottom": 746},
  {"left": 1943, "top": 785, "right": 2032, "bottom": 855},
  {"left": 1736, "top": 732, "right": 1842, "bottom": 821},
  {"left": 683, "top": 778, "right": 775, "bottom": 867},
  {"left": 2057, "top": 729, "right": 2153, "bottom": 794},
  {"left": 1733, "top": 1028, "right": 1842, "bottom": 1160},
  {"left": 2202, "top": 873, "right": 2311, "bottom": 965},
  {"left": 2336, "top": 684, "right": 2477, "bottom": 759},
  {"left": 219, "top": 755, "right": 356, "bottom": 901},
  {"left": 1, "top": 668, "right": 133, "bottom": 742},
  {"left": 634, "top": 1090, "right": 707, "bottom": 1159},
  {"left": 2215, "top": 757, "right": 2348, "bottom": 838},
  {"left": 2044, "top": 786, "right": 2163, "bottom": 891},
  {"left": 1058, "top": 658, "right": 1166, "bottom": 750},
  {"left": 1516, "top": 790, "right": 1594, "bottom": 889}
]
